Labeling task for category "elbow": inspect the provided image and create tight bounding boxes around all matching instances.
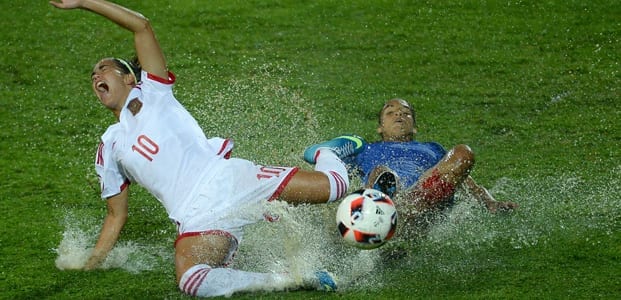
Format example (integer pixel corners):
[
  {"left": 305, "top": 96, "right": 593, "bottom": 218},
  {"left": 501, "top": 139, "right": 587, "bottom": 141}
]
[
  {"left": 106, "top": 202, "right": 129, "bottom": 225},
  {"left": 124, "top": 9, "right": 153, "bottom": 35},
  {"left": 134, "top": 16, "right": 154, "bottom": 35}
]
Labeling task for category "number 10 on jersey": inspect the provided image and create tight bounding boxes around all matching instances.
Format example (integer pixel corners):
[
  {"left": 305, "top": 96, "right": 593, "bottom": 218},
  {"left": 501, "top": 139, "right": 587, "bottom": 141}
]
[{"left": 132, "top": 134, "right": 159, "bottom": 161}]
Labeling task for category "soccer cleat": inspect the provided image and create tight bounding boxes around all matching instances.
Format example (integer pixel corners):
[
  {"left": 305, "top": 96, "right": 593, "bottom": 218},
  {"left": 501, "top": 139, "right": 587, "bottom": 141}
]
[
  {"left": 373, "top": 170, "right": 397, "bottom": 198},
  {"left": 314, "top": 270, "right": 337, "bottom": 291},
  {"left": 303, "top": 134, "right": 366, "bottom": 164}
]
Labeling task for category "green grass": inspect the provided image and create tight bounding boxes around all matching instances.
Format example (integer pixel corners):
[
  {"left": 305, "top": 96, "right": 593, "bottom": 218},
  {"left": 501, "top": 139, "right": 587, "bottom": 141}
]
[{"left": 1, "top": 0, "right": 620, "bottom": 299}]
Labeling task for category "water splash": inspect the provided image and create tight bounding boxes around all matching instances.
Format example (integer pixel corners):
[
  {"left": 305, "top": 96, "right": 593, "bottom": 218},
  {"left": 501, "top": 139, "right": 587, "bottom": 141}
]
[
  {"left": 391, "top": 166, "right": 621, "bottom": 276},
  {"left": 53, "top": 212, "right": 172, "bottom": 274},
  {"left": 182, "top": 60, "right": 322, "bottom": 166},
  {"left": 54, "top": 164, "right": 619, "bottom": 288},
  {"left": 54, "top": 221, "right": 96, "bottom": 271},
  {"left": 54, "top": 61, "right": 620, "bottom": 293},
  {"left": 235, "top": 200, "right": 385, "bottom": 290}
]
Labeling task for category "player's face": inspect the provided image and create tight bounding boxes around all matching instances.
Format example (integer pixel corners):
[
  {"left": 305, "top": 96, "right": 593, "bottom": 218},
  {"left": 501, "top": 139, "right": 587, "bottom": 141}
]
[
  {"left": 377, "top": 99, "right": 416, "bottom": 141},
  {"left": 91, "top": 58, "right": 132, "bottom": 113}
]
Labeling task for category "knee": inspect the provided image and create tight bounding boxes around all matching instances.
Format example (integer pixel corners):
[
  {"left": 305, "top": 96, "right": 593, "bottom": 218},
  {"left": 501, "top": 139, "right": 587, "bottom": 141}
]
[{"left": 451, "top": 144, "right": 475, "bottom": 169}]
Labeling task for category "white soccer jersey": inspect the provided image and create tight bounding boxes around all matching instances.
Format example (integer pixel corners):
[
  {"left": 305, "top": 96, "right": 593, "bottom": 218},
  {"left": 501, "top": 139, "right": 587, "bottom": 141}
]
[
  {"left": 95, "top": 70, "right": 298, "bottom": 237},
  {"left": 95, "top": 71, "right": 233, "bottom": 221}
]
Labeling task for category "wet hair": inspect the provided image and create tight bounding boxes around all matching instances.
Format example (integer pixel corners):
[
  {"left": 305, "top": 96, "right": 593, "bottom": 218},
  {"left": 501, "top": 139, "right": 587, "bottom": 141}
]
[
  {"left": 112, "top": 57, "right": 141, "bottom": 83},
  {"left": 378, "top": 98, "right": 416, "bottom": 125}
]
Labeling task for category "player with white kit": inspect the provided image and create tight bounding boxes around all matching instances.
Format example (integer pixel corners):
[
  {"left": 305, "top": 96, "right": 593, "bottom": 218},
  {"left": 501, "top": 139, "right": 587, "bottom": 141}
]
[{"left": 50, "top": 0, "right": 366, "bottom": 297}]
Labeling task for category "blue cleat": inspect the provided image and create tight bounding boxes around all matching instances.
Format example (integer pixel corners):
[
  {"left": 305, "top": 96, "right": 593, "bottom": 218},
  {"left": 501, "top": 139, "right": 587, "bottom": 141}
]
[
  {"left": 314, "top": 271, "right": 337, "bottom": 291},
  {"left": 304, "top": 134, "right": 366, "bottom": 164}
]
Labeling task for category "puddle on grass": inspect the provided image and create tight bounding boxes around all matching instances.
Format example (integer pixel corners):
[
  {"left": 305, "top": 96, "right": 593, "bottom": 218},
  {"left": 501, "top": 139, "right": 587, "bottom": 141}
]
[
  {"left": 54, "top": 212, "right": 172, "bottom": 274},
  {"left": 54, "top": 168, "right": 620, "bottom": 289},
  {"left": 54, "top": 62, "right": 620, "bottom": 293},
  {"left": 387, "top": 166, "right": 621, "bottom": 279},
  {"left": 228, "top": 166, "right": 621, "bottom": 291}
]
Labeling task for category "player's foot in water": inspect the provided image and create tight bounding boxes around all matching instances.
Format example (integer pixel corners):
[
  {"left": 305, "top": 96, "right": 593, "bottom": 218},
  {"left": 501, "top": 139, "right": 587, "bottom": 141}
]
[
  {"left": 304, "top": 134, "right": 366, "bottom": 164},
  {"left": 314, "top": 270, "right": 337, "bottom": 291}
]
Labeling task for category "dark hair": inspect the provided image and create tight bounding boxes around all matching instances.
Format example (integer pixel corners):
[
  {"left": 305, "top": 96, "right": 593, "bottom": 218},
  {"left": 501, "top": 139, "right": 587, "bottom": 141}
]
[
  {"left": 113, "top": 56, "right": 141, "bottom": 83},
  {"left": 378, "top": 98, "right": 416, "bottom": 125}
]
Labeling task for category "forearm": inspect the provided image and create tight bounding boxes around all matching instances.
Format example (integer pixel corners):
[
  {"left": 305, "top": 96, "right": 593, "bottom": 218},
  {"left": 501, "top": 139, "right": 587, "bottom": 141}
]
[
  {"left": 464, "top": 176, "right": 495, "bottom": 205},
  {"left": 84, "top": 0, "right": 167, "bottom": 78},
  {"left": 84, "top": 212, "right": 126, "bottom": 270},
  {"left": 84, "top": 189, "right": 129, "bottom": 270},
  {"left": 52, "top": 0, "right": 168, "bottom": 79},
  {"left": 465, "top": 176, "right": 519, "bottom": 212},
  {"left": 84, "top": 215, "right": 125, "bottom": 270},
  {"left": 79, "top": 0, "right": 150, "bottom": 34}
]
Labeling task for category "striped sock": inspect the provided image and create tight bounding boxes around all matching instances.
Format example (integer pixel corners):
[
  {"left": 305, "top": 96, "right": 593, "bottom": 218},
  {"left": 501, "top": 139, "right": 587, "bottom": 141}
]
[
  {"left": 314, "top": 148, "right": 349, "bottom": 201},
  {"left": 179, "top": 264, "right": 294, "bottom": 297}
]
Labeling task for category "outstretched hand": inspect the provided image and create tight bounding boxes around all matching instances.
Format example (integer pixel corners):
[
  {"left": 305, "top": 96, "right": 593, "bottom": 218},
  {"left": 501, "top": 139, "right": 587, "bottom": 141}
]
[
  {"left": 49, "top": 0, "right": 84, "bottom": 9},
  {"left": 485, "top": 200, "right": 519, "bottom": 213}
]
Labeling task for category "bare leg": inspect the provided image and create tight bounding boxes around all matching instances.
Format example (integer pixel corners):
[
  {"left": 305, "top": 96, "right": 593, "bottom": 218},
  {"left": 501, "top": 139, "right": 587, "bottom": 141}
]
[
  {"left": 175, "top": 233, "right": 236, "bottom": 282},
  {"left": 405, "top": 144, "right": 475, "bottom": 212},
  {"left": 281, "top": 148, "right": 349, "bottom": 204},
  {"left": 403, "top": 144, "right": 517, "bottom": 213},
  {"left": 175, "top": 233, "right": 300, "bottom": 297},
  {"left": 279, "top": 170, "right": 332, "bottom": 204}
]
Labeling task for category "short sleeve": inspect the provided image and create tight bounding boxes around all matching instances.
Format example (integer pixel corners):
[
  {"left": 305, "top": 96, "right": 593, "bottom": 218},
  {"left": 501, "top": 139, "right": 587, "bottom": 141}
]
[{"left": 95, "top": 139, "right": 130, "bottom": 199}]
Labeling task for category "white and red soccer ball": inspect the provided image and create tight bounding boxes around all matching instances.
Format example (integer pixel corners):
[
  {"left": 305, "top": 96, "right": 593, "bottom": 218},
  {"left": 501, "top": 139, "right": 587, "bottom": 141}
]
[{"left": 336, "top": 188, "right": 398, "bottom": 249}]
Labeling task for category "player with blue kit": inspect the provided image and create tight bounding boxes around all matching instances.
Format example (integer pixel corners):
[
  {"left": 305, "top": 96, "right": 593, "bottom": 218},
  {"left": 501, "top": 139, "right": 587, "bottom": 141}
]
[{"left": 335, "top": 98, "right": 518, "bottom": 222}]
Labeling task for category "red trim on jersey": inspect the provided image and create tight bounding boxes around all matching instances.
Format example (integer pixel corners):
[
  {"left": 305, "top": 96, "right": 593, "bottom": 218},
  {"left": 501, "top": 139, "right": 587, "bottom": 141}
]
[
  {"left": 146, "top": 71, "right": 176, "bottom": 84},
  {"left": 96, "top": 142, "right": 104, "bottom": 166},
  {"left": 267, "top": 167, "right": 299, "bottom": 201},
  {"left": 263, "top": 213, "right": 280, "bottom": 222},
  {"left": 217, "top": 138, "right": 233, "bottom": 158},
  {"left": 174, "top": 229, "right": 236, "bottom": 248},
  {"left": 103, "top": 180, "right": 130, "bottom": 200},
  {"left": 119, "top": 180, "right": 130, "bottom": 192}
]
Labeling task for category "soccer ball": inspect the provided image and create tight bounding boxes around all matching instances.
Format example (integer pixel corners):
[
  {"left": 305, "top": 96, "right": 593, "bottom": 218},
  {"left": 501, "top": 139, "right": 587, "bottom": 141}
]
[{"left": 336, "top": 188, "right": 398, "bottom": 249}]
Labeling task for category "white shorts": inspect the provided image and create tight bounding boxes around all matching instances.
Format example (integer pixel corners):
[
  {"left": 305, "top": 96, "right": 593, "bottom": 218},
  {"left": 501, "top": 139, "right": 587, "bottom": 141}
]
[{"left": 174, "top": 157, "right": 298, "bottom": 245}]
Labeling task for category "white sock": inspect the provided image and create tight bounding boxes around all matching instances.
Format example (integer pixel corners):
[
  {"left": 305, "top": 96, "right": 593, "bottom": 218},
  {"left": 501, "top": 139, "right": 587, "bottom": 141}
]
[
  {"left": 314, "top": 148, "right": 349, "bottom": 201},
  {"left": 179, "top": 264, "right": 297, "bottom": 297}
]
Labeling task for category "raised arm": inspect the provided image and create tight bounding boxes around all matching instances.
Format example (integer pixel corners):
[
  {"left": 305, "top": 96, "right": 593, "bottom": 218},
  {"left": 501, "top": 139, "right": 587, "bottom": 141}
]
[{"left": 50, "top": 0, "right": 168, "bottom": 79}]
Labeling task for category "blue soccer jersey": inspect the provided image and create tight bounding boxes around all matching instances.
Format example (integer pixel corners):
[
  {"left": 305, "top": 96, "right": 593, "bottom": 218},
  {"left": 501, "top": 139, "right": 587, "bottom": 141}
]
[{"left": 349, "top": 141, "right": 446, "bottom": 189}]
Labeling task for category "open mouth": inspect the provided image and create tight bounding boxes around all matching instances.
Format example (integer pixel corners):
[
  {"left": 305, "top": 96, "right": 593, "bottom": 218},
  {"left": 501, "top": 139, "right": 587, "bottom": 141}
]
[{"left": 96, "top": 81, "right": 109, "bottom": 93}]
